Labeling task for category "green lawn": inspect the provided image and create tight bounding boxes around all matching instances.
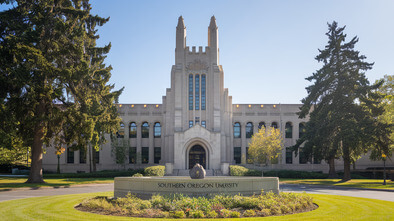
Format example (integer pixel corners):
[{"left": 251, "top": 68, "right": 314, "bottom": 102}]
[
  {"left": 280, "top": 179, "right": 394, "bottom": 190},
  {"left": 0, "top": 192, "right": 393, "bottom": 220},
  {"left": 0, "top": 177, "right": 114, "bottom": 191}
]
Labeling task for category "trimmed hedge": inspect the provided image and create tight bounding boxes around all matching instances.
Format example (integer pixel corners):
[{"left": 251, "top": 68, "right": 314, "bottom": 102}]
[
  {"left": 143, "top": 165, "right": 165, "bottom": 176},
  {"left": 43, "top": 169, "right": 143, "bottom": 178},
  {"left": 230, "top": 165, "right": 329, "bottom": 179},
  {"left": 229, "top": 165, "right": 262, "bottom": 176}
]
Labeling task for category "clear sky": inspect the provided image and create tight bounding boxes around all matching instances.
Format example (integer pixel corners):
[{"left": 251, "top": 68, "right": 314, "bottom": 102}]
[{"left": 3, "top": 1, "right": 394, "bottom": 104}]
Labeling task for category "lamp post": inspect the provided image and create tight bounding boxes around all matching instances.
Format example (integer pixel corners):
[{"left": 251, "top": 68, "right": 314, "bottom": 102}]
[{"left": 382, "top": 153, "right": 387, "bottom": 185}]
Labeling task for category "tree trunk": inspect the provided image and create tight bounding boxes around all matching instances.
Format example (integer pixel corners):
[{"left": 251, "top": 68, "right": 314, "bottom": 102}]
[
  {"left": 26, "top": 100, "right": 45, "bottom": 183},
  {"left": 92, "top": 146, "right": 97, "bottom": 172},
  {"left": 89, "top": 145, "right": 92, "bottom": 173},
  {"left": 328, "top": 157, "right": 337, "bottom": 178},
  {"left": 342, "top": 144, "right": 351, "bottom": 181}
]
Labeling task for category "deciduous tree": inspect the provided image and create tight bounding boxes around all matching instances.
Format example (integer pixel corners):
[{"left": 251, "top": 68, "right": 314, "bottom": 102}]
[{"left": 248, "top": 127, "right": 283, "bottom": 165}]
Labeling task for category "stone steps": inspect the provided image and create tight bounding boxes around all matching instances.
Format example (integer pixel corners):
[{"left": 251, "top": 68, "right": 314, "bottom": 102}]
[{"left": 171, "top": 169, "right": 224, "bottom": 176}]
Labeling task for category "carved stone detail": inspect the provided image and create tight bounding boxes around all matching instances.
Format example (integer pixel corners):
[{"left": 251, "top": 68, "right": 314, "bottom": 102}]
[
  {"left": 186, "top": 59, "right": 209, "bottom": 71},
  {"left": 189, "top": 163, "right": 206, "bottom": 179}
]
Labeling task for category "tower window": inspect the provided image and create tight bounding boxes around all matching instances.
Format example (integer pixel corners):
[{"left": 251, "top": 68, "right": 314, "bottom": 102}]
[
  {"left": 201, "top": 74, "right": 206, "bottom": 110},
  {"left": 195, "top": 74, "right": 200, "bottom": 110},
  {"left": 189, "top": 74, "right": 193, "bottom": 110},
  {"left": 189, "top": 120, "right": 193, "bottom": 128},
  {"left": 201, "top": 121, "right": 206, "bottom": 128}
]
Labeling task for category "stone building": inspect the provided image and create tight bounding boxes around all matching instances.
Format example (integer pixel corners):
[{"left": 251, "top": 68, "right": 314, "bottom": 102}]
[{"left": 42, "top": 16, "right": 391, "bottom": 175}]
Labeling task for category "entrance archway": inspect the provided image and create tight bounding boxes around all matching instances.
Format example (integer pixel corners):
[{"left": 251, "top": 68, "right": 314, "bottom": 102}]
[{"left": 188, "top": 145, "right": 206, "bottom": 169}]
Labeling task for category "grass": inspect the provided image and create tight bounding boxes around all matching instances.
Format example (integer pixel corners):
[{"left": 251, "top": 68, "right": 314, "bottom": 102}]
[
  {"left": 0, "top": 192, "right": 393, "bottom": 220},
  {"left": 280, "top": 179, "right": 394, "bottom": 190},
  {"left": 0, "top": 177, "right": 113, "bottom": 191}
]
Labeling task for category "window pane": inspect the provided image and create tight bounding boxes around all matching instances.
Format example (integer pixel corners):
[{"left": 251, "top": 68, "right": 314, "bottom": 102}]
[
  {"left": 286, "top": 147, "right": 292, "bottom": 164},
  {"left": 117, "top": 122, "right": 125, "bottom": 138},
  {"left": 189, "top": 74, "right": 193, "bottom": 110},
  {"left": 201, "top": 121, "right": 206, "bottom": 128},
  {"left": 299, "top": 123, "right": 306, "bottom": 138},
  {"left": 129, "top": 122, "right": 137, "bottom": 138},
  {"left": 195, "top": 74, "right": 199, "bottom": 110},
  {"left": 258, "top": 122, "right": 265, "bottom": 129},
  {"left": 129, "top": 147, "right": 136, "bottom": 164},
  {"left": 189, "top": 120, "right": 193, "bottom": 128},
  {"left": 154, "top": 122, "right": 161, "bottom": 138},
  {"left": 94, "top": 150, "right": 99, "bottom": 164},
  {"left": 234, "top": 147, "right": 241, "bottom": 164},
  {"left": 246, "top": 122, "right": 253, "bottom": 138},
  {"left": 234, "top": 123, "right": 241, "bottom": 138},
  {"left": 154, "top": 147, "right": 161, "bottom": 164},
  {"left": 271, "top": 122, "right": 278, "bottom": 129},
  {"left": 142, "top": 122, "right": 149, "bottom": 138},
  {"left": 142, "top": 147, "right": 149, "bottom": 164},
  {"left": 285, "top": 122, "right": 293, "bottom": 138},
  {"left": 201, "top": 75, "right": 206, "bottom": 110},
  {"left": 67, "top": 148, "right": 74, "bottom": 164}
]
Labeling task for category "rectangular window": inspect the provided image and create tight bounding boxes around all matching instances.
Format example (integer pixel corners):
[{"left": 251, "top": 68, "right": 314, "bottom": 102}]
[
  {"left": 67, "top": 148, "right": 74, "bottom": 164},
  {"left": 154, "top": 147, "right": 161, "bottom": 164},
  {"left": 94, "top": 150, "right": 100, "bottom": 164},
  {"left": 189, "top": 74, "right": 193, "bottom": 110},
  {"left": 129, "top": 147, "right": 136, "bottom": 164},
  {"left": 201, "top": 75, "right": 206, "bottom": 110},
  {"left": 201, "top": 121, "right": 206, "bottom": 128},
  {"left": 129, "top": 147, "right": 137, "bottom": 164},
  {"left": 195, "top": 74, "right": 200, "bottom": 110},
  {"left": 234, "top": 147, "right": 241, "bottom": 164},
  {"left": 142, "top": 147, "right": 149, "bottom": 164},
  {"left": 286, "top": 147, "right": 292, "bottom": 164},
  {"left": 79, "top": 148, "right": 86, "bottom": 164},
  {"left": 189, "top": 120, "right": 193, "bottom": 128}
]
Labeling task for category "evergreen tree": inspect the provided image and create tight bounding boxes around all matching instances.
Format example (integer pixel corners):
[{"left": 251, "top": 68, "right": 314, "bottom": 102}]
[
  {"left": 0, "top": 0, "right": 122, "bottom": 183},
  {"left": 296, "top": 21, "right": 383, "bottom": 181}
]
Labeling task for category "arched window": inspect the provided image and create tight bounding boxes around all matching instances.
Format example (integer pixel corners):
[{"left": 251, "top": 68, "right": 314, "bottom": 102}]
[
  {"left": 117, "top": 122, "right": 125, "bottom": 138},
  {"left": 129, "top": 122, "right": 137, "bottom": 138},
  {"left": 285, "top": 122, "right": 293, "bottom": 138},
  {"left": 258, "top": 122, "right": 265, "bottom": 130},
  {"left": 271, "top": 122, "right": 278, "bottom": 129},
  {"left": 189, "top": 74, "right": 193, "bottom": 110},
  {"left": 195, "top": 74, "right": 200, "bottom": 110},
  {"left": 234, "top": 122, "right": 241, "bottom": 138},
  {"left": 141, "top": 122, "right": 149, "bottom": 138},
  {"left": 154, "top": 122, "right": 161, "bottom": 138},
  {"left": 246, "top": 122, "right": 253, "bottom": 138},
  {"left": 299, "top": 122, "right": 306, "bottom": 138}
]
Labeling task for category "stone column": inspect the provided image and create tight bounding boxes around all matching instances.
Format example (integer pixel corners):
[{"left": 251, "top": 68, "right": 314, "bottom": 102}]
[
  {"left": 136, "top": 122, "right": 142, "bottom": 164},
  {"left": 241, "top": 122, "right": 246, "bottom": 164},
  {"left": 149, "top": 122, "right": 154, "bottom": 164}
]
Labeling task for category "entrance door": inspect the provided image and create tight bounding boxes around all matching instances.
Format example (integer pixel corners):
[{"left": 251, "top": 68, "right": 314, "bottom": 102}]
[{"left": 188, "top": 145, "right": 206, "bottom": 169}]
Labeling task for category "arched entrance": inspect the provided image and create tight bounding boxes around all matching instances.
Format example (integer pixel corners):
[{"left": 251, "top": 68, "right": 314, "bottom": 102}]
[{"left": 188, "top": 145, "right": 206, "bottom": 169}]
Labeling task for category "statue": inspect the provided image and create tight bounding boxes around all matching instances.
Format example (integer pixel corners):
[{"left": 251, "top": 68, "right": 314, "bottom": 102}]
[{"left": 189, "top": 163, "right": 206, "bottom": 179}]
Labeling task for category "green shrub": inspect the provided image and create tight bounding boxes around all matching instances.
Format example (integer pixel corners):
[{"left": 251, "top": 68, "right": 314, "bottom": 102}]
[
  {"left": 206, "top": 210, "right": 218, "bottom": 218},
  {"left": 144, "top": 165, "right": 165, "bottom": 176},
  {"left": 230, "top": 165, "right": 262, "bottom": 176},
  {"left": 230, "top": 211, "right": 241, "bottom": 218},
  {"left": 219, "top": 209, "right": 231, "bottom": 218},
  {"left": 172, "top": 210, "right": 185, "bottom": 218},
  {"left": 132, "top": 173, "right": 143, "bottom": 177},
  {"left": 190, "top": 210, "right": 205, "bottom": 218},
  {"left": 243, "top": 209, "right": 256, "bottom": 217}
]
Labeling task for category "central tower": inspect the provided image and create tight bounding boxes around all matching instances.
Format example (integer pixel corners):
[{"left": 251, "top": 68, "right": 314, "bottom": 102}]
[{"left": 163, "top": 16, "right": 233, "bottom": 173}]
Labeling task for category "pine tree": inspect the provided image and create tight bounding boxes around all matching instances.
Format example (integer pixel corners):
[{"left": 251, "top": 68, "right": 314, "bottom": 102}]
[
  {"left": 0, "top": 0, "right": 122, "bottom": 182},
  {"left": 296, "top": 21, "right": 383, "bottom": 181}
]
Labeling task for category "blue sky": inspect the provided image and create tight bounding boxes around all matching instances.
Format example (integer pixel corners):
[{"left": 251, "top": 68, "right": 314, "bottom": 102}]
[{"left": 3, "top": 1, "right": 394, "bottom": 104}]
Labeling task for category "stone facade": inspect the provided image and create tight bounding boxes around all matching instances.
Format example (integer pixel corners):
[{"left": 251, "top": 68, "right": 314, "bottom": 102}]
[{"left": 42, "top": 16, "right": 392, "bottom": 174}]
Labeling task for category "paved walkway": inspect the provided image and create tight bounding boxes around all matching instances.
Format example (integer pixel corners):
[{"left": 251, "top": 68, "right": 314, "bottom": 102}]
[{"left": 0, "top": 183, "right": 393, "bottom": 202}]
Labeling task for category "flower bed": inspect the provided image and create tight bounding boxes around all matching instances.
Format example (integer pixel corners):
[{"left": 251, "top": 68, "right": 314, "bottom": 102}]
[{"left": 76, "top": 192, "right": 316, "bottom": 218}]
